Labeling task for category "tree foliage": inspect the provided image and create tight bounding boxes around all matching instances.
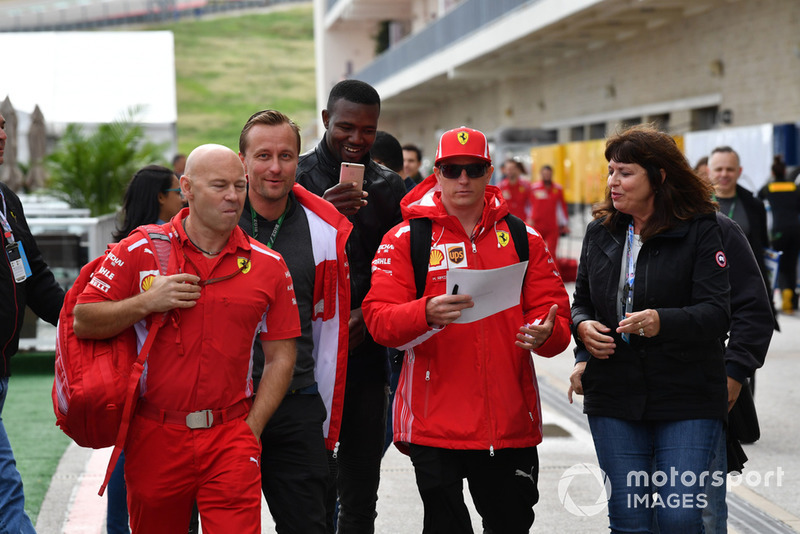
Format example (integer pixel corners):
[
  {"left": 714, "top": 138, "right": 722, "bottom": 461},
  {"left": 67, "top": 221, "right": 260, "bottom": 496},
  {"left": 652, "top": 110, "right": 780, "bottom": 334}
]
[{"left": 45, "top": 112, "right": 166, "bottom": 216}]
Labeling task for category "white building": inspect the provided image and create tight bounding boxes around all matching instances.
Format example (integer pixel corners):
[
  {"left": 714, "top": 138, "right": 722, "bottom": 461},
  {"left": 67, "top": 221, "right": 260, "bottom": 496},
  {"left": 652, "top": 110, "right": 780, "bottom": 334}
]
[{"left": 313, "top": 0, "right": 800, "bottom": 182}]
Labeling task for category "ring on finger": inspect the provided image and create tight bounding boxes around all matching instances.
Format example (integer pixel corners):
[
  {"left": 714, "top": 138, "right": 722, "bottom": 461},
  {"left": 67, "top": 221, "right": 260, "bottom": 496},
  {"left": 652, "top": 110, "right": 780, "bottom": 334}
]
[{"left": 639, "top": 327, "right": 645, "bottom": 337}]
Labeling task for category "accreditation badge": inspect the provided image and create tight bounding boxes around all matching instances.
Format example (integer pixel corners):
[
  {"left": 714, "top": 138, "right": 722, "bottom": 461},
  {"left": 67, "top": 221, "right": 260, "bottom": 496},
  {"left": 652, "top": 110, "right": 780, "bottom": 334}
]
[{"left": 6, "top": 241, "right": 32, "bottom": 283}]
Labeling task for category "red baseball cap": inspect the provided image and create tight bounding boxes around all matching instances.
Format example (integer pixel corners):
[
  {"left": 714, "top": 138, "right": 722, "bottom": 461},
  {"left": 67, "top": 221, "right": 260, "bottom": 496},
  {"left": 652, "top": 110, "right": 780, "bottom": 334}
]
[{"left": 434, "top": 126, "right": 491, "bottom": 165}]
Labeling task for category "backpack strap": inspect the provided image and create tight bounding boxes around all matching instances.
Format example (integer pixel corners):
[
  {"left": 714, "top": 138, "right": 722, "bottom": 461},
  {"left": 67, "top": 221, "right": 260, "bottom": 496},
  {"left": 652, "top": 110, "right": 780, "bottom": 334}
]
[
  {"left": 504, "top": 214, "right": 529, "bottom": 263},
  {"left": 99, "top": 314, "right": 165, "bottom": 495},
  {"left": 99, "top": 226, "right": 177, "bottom": 496},
  {"left": 409, "top": 218, "right": 432, "bottom": 300}
]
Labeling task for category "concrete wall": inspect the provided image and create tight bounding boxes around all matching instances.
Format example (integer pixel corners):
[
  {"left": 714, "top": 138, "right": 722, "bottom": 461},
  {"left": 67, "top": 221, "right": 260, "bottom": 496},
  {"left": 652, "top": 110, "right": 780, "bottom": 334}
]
[{"left": 376, "top": 0, "right": 800, "bottom": 157}]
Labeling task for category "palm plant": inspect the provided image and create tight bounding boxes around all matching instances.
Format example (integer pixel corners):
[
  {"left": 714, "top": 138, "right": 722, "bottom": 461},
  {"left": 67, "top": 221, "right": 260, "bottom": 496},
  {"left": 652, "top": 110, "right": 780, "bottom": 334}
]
[{"left": 45, "top": 109, "right": 167, "bottom": 216}]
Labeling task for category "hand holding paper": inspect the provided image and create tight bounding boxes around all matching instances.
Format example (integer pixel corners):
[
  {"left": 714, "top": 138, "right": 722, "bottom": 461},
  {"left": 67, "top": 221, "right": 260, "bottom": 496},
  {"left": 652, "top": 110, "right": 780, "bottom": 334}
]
[
  {"left": 425, "top": 292, "right": 474, "bottom": 327},
  {"left": 444, "top": 262, "right": 528, "bottom": 324}
]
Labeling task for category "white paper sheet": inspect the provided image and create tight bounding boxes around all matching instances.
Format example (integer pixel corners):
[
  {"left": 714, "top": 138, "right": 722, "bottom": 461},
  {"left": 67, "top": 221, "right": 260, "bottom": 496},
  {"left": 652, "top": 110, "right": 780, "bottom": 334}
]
[{"left": 445, "top": 261, "right": 528, "bottom": 324}]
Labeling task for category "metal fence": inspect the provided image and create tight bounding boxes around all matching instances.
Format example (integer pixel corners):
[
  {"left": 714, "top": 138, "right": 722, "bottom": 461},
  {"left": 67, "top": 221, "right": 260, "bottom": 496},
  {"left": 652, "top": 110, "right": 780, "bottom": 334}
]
[{"left": 0, "top": 0, "right": 304, "bottom": 32}]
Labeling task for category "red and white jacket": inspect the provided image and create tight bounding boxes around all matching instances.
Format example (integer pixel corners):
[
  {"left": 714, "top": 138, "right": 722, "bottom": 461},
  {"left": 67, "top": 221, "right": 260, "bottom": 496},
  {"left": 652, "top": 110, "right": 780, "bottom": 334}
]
[
  {"left": 292, "top": 184, "right": 352, "bottom": 451},
  {"left": 362, "top": 175, "right": 571, "bottom": 454}
]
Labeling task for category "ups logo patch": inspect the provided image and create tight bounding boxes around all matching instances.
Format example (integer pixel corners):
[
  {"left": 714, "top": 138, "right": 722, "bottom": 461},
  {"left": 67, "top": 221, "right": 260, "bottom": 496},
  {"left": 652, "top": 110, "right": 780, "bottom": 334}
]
[{"left": 448, "top": 246, "right": 465, "bottom": 265}]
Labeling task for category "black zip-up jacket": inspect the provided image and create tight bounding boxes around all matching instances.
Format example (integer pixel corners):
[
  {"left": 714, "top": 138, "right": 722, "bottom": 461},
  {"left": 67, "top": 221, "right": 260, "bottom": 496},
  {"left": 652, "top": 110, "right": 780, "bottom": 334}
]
[
  {"left": 714, "top": 213, "right": 773, "bottom": 383},
  {"left": 296, "top": 137, "right": 405, "bottom": 380},
  {"left": 730, "top": 183, "right": 779, "bottom": 330},
  {"left": 571, "top": 213, "right": 730, "bottom": 421},
  {"left": 1, "top": 183, "right": 64, "bottom": 376}
]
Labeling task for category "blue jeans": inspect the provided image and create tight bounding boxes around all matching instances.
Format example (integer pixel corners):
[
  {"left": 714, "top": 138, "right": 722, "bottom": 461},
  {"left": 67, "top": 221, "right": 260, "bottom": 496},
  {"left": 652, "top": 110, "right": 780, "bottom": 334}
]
[
  {"left": 107, "top": 452, "right": 130, "bottom": 534},
  {"left": 701, "top": 428, "right": 727, "bottom": 534},
  {"left": 588, "top": 416, "right": 722, "bottom": 534},
  {"left": 0, "top": 377, "right": 37, "bottom": 534}
]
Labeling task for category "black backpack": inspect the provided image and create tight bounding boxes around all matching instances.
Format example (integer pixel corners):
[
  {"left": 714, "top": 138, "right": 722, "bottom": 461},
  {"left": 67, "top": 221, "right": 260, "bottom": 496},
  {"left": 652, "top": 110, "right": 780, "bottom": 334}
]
[{"left": 409, "top": 214, "right": 529, "bottom": 299}]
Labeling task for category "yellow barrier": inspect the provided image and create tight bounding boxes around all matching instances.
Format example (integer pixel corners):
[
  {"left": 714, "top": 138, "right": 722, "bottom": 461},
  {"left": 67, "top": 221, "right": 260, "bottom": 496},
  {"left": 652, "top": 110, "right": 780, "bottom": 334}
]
[{"left": 530, "top": 135, "right": 685, "bottom": 205}]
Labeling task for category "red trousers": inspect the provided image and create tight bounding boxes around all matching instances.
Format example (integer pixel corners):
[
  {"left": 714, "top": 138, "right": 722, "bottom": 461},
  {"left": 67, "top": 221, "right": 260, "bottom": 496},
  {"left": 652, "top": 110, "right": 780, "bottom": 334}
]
[
  {"left": 124, "top": 414, "right": 262, "bottom": 534},
  {"left": 535, "top": 224, "right": 560, "bottom": 260}
]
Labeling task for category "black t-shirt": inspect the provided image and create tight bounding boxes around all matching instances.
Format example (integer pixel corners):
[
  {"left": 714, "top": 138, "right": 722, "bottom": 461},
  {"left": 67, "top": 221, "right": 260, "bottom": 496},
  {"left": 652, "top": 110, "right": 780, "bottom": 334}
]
[{"left": 240, "top": 192, "right": 316, "bottom": 392}]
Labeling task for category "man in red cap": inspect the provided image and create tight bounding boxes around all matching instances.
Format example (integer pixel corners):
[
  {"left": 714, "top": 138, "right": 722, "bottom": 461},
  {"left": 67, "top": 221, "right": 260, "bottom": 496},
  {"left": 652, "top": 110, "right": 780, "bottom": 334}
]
[{"left": 362, "top": 126, "right": 571, "bottom": 533}]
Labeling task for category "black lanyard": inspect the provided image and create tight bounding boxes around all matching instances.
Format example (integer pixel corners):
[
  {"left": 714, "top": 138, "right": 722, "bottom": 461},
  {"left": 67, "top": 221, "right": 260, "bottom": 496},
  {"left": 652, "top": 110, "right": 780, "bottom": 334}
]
[{"left": 0, "top": 189, "right": 14, "bottom": 245}]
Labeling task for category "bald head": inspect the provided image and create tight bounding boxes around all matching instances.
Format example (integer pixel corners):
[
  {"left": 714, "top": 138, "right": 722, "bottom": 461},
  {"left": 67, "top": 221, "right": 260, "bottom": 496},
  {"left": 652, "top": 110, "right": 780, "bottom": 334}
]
[
  {"left": 184, "top": 144, "right": 243, "bottom": 179},
  {"left": 181, "top": 144, "right": 247, "bottom": 235}
]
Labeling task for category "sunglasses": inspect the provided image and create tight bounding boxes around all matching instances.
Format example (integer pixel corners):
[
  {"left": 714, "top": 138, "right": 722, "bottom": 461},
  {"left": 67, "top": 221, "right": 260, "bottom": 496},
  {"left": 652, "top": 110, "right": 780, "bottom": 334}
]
[
  {"left": 164, "top": 187, "right": 185, "bottom": 199},
  {"left": 438, "top": 163, "right": 489, "bottom": 179}
]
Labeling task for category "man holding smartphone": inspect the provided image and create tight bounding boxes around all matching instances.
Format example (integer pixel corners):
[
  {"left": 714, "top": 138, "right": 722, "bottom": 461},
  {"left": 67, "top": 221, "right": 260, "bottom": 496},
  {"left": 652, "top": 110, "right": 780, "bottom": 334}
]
[{"left": 296, "top": 79, "right": 406, "bottom": 533}]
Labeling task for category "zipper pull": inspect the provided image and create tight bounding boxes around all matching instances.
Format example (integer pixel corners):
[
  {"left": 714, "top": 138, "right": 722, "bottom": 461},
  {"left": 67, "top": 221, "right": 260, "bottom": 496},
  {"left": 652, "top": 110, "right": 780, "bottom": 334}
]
[
  {"left": 471, "top": 241, "right": 477, "bottom": 253},
  {"left": 425, "top": 370, "right": 430, "bottom": 381},
  {"left": 332, "top": 441, "right": 340, "bottom": 459},
  {"left": 489, "top": 445, "right": 495, "bottom": 457}
]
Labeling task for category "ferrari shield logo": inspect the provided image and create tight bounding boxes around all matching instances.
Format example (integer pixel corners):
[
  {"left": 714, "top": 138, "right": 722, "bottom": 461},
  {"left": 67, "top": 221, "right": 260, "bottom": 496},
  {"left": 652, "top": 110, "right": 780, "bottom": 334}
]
[
  {"left": 238, "top": 257, "right": 252, "bottom": 274},
  {"left": 497, "top": 231, "right": 510, "bottom": 247},
  {"left": 458, "top": 131, "right": 469, "bottom": 145}
]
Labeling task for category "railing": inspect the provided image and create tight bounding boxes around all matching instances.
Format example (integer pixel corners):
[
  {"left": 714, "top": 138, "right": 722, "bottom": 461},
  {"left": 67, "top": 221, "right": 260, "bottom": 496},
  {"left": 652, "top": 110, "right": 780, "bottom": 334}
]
[
  {"left": 0, "top": 0, "right": 304, "bottom": 32},
  {"left": 354, "top": 0, "right": 537, "bottom": 86}
]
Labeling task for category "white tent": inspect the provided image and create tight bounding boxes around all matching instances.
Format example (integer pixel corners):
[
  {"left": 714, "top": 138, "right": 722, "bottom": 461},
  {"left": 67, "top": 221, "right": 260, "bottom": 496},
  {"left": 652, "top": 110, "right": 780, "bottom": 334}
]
[{"left": 0, "top": 31, "right": 177, "bottom": 161}]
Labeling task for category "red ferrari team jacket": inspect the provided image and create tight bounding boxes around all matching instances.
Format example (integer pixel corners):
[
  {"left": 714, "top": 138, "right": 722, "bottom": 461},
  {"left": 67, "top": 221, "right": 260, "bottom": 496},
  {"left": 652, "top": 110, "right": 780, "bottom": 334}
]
[{"left": 362, "top": 175, "right": 571, "bottom": 454}]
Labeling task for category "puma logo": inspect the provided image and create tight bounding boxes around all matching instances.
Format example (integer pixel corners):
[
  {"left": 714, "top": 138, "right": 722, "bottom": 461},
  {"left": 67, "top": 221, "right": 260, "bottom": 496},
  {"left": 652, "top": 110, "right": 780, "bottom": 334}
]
[
  {"left": 249, "top": 457, "right": 259, "bottom": 467},
  {"left": 515, "top": 468, "right": 535, "bottom": 484}
]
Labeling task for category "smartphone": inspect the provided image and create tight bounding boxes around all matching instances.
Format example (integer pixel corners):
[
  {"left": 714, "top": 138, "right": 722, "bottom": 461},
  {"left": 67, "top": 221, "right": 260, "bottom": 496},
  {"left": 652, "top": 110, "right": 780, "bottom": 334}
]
[{"left": 339, "top": 162, "right": 365, "bottom": 191}]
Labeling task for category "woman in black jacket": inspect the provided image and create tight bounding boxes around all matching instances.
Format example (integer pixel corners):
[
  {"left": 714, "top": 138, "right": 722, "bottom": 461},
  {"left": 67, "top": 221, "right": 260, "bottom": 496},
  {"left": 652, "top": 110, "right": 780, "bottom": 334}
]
[{"left": 569, "top": 125, "right": 730, "bottom": 533}]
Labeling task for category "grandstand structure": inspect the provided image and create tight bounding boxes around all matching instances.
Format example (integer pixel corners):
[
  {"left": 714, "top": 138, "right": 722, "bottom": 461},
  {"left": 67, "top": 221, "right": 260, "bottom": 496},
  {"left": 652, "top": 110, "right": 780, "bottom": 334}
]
[{"left": 313, "top": 0, "right": 800, "bottom": 198}]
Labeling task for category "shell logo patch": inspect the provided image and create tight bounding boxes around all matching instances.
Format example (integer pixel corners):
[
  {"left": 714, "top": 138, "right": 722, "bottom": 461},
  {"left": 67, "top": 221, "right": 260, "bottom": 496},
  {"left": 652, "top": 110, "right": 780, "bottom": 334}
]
[
  {"left": 238, "top": 257, "right": 251, "bottom": 274},
  {"left": 138, "top": 270, "right": 159, "bottom": 293},
  {"left": 447, "top": 245, "right": 465, "bottom": 265},
  {"left": 430, "top": 249, "right": 445, "bottom": 268},
  {"left": 457, "top": 131, "right": 469, "bottom": 145},
  {"left": 497, "top": 231, "right": 510, "bottom": 247},
  {"left": 141, "top": 274, "right": 155, "bottom": 292},
  {"left": 715, "top": 250, "right": 727, "bottom": 268}
]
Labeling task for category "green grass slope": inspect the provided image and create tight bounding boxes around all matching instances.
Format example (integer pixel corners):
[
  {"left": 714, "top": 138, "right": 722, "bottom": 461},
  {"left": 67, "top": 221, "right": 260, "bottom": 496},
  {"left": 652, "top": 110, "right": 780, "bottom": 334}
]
[{"left": 163, "top": 4, "right": 316, "bottom": 154}]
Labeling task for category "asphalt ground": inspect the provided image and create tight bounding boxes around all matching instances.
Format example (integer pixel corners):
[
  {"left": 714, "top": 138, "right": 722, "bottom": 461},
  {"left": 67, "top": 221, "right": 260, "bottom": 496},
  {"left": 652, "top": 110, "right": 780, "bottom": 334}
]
[{"left": 35, "top": 284, "right": 800, "bottom": 533}]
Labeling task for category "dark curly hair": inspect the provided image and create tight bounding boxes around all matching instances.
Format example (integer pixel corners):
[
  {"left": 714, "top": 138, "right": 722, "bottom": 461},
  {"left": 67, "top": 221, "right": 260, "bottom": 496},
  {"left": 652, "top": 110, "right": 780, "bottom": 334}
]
[{"left": 594, "top": 124, "right": 716, "bottom": 241}]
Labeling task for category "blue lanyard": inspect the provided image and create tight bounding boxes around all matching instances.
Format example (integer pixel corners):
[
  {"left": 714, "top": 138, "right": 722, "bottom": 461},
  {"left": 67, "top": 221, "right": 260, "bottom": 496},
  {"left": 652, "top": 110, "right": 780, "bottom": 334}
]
[
  {"left": 625, "top": 222, "right": 635, "bottom": 293},
  {"left": 621, "top": 223, "right": 636, "bottom": 343}
]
